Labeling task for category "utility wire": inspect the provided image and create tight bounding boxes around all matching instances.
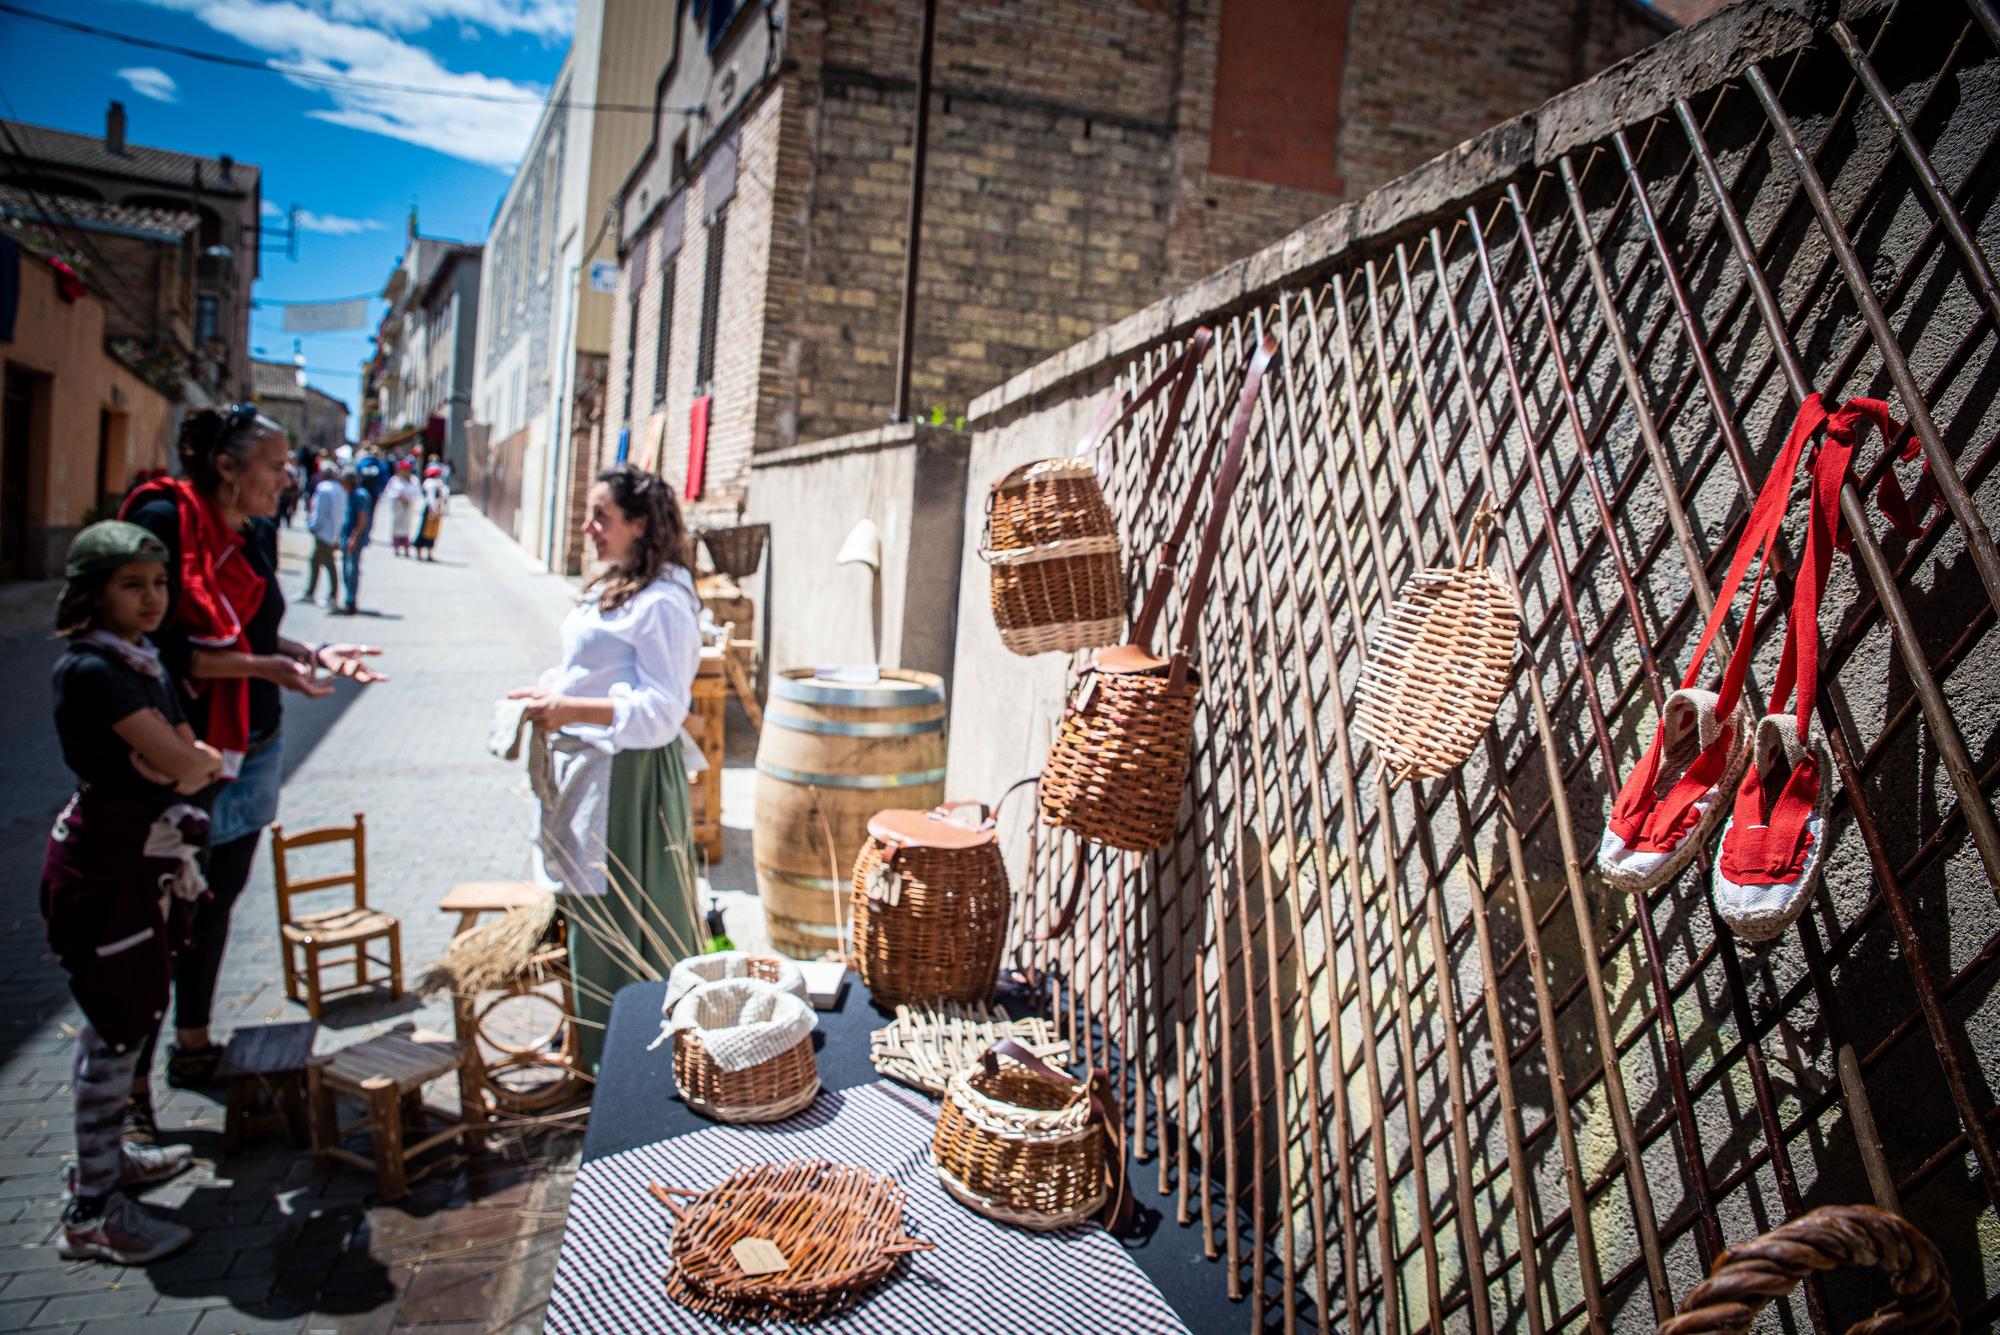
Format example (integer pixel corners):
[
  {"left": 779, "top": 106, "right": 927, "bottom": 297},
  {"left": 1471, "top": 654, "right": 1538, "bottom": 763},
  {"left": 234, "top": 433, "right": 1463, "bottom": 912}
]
[{"left": 0, "top": 4, "right": 703, "bottom": 116}]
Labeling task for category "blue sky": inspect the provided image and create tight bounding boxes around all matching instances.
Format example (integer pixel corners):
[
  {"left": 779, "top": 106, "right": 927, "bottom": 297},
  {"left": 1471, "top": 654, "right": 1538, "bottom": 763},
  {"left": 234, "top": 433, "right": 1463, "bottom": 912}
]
[{"left": 0, "top": 0, "right": 577, "bottom": 419}]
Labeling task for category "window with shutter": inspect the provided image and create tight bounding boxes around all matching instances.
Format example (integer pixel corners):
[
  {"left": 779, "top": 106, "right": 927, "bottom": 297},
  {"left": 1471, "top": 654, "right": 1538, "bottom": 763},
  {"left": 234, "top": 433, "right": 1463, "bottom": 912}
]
[
  {"left": 694, "top": 207, "right": 727, "bottom": 390},
  {"left": 621, "top": 289, "right": 639, "bottom": 425},
  {"left": 653, "top": 256, "right": 676, "bottom": 408}
]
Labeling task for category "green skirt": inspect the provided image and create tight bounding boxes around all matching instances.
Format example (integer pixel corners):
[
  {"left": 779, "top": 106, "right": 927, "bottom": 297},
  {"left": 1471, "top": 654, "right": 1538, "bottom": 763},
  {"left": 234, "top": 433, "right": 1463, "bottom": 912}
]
[{"left": 560, "top": 740, "right": 700, "bottom": 1074}]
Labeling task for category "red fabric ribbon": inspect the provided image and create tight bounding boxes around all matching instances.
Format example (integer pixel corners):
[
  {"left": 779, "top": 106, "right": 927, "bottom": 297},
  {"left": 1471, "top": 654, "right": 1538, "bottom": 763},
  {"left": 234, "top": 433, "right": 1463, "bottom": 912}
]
[{"left": 120, "top": 477, "right": 265, "bottom": 775}]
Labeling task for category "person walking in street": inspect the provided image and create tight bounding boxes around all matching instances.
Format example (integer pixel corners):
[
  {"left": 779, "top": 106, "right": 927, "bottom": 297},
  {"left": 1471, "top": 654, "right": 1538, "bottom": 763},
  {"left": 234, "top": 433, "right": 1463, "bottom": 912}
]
[
  {"left": 276, "top": 460, "right": 302, "bottom": 528},
  {"left": 382, "top": 459, "right": 422, "bottom": 557},
  {"left": 338, "top": 467, "right": 373, "bottom": 613},
  {"left": 121, "top": 407, "right": 387, "bottom": 1129},
  {"left": 415, "top": 463, "right": 448, "bottom": 562},
  {"left": 355, "top": 446, "right": 387, "bottom": 541},
  {"left": 304, "top": 459, "right": 345, "bottom": 607},
  {"left": 42, "top": 521, "right": 223, "bottom": 1264},
  {"left": 508, "top": 465, "right": 704, "bottom": 1074}
]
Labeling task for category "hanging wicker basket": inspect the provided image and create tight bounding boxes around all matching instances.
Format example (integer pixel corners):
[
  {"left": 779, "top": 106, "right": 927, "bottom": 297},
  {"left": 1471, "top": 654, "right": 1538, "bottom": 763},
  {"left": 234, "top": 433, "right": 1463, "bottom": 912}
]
[
  {"left": 931, "top": 1041, "right": 1118, "bottom": 1232},
  {"left": 666, "top": 979, "right": 820, "bottom": 1124},
  {"left": 1354, "top": 507, "right": 1520, "bottom": 783},
  {"left": 654, "top": 1160, "right": 933, "bottom": 1323},
  {"left": 850, "top": 801, "right": 1014, "bottom": 1006},
  {"left": 697, "top": 523, "right": 769, "bottom": 578},
  {"left": 1659, "top": 1204, "right": 1955, "bottom": 1335}
]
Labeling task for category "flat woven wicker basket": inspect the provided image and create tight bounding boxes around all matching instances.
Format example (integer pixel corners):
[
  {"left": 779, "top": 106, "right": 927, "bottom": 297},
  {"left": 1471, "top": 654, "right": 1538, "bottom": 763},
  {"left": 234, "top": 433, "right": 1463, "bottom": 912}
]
[
  {"left": 870, "top": 1003, "right": 1070, "bottom": 1095},
  {"left": 670, "top": 981, "right": 820, "bottom": 1124},
  {"left": 655, "top": 1160, "right": 933, "bottom": 1323},
  {"left": 696, "top": 523, "right": 769, "bottom": 578},
  {"left": 931, "top": 1044, "right": 1107, "bottom": 1231},
  {"left": 983, "top": 459, "right": 1126, "bottom": 657},
  {"left": 1353, "top": 523, "right": 1519, "bottom": 783},
  {"left": 850, "top": 806, "right": 1011, "bottom": 1006}
]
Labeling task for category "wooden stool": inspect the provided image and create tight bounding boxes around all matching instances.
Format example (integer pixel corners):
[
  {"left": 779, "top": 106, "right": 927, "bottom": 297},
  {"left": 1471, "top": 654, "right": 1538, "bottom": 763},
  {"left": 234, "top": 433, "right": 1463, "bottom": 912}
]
[
  {"left": 308, "top": 1027, "right": 485, "bottom": 1202},
  {"left": 692, "top": 649, "right": 726, "bottom": 863},
  {"left": 439, "top": 880, "right": 544, "bottom": 938},
  {"left": 218, "top": 1021, "right": 318, "bottom": 1156}
]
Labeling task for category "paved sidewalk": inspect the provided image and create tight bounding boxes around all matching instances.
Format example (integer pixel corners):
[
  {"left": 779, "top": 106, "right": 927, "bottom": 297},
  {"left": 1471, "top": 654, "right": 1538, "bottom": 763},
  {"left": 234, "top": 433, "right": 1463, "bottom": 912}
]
[{"left": 0, "top": 505, "right": 647, "bottom": 1333}]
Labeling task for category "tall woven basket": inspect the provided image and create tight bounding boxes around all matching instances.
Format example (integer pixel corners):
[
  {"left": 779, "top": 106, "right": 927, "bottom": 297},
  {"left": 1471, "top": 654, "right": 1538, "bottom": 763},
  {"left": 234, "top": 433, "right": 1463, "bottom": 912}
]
[
  {"left": 668, "top": 979, "right": 820, "bottom": 1124},
  {"left": 850, "top": 803, "right": 1011, "bottom": 1006},
  {"left": 1354, "top": 508, "right": 1519, "bottom": 783},
  {"left": 980, "top": 328, "right": 1210, "bottom": 657},
  {"left": 931, "top": 1041, "right": 1115, "bottom": 1232},
  {"left": 656, "top": 1160, "right": 933, "bottom": 1322},
  {"left": 1039, "top": 334, "right": 1275, "bottom": 859},
  {"left": 696, "top": 523, "right": 769, "bottom": 578}
]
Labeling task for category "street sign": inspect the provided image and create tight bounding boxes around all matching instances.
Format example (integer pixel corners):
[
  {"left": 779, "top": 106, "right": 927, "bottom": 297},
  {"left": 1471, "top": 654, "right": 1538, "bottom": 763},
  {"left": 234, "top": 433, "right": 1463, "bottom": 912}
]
[{"left": 588, "top": 260, "right": 619, "bottom": 293}]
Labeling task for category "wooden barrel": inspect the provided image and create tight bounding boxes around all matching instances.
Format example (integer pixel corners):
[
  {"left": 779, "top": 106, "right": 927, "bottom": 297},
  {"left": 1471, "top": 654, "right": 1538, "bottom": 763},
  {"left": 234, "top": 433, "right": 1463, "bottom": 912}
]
[{"left": 753, "top": 669, "right": 948, "bottom": 958}]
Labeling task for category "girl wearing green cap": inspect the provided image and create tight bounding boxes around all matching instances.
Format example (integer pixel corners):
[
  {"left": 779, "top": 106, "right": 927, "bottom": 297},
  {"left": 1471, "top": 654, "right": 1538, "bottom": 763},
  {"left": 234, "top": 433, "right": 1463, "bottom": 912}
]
[{"left": 40, "top": 520, "right": 225, "bottom": 1265}]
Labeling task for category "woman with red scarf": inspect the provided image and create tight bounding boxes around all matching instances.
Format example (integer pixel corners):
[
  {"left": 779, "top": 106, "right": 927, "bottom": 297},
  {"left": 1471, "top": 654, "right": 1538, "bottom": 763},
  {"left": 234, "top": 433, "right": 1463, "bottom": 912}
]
[{"left": 118, "top": 405, "right": 388, "bottom": 1138}]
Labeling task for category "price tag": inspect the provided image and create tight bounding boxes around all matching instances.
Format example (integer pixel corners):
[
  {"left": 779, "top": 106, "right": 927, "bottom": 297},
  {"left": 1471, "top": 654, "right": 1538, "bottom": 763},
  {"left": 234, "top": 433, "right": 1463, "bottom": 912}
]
[{"left": 731, "top": 1238, "right": 790, "bottom": 1275}]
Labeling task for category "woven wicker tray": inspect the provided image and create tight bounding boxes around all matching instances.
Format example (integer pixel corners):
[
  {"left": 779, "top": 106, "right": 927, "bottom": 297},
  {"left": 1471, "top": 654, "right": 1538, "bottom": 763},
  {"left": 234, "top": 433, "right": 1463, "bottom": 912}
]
[
  {"left": 652, "top": 1159, "right": 932, "bottom": 1322},
  {"left": 869, "top": 1002, "right": 1071, "bottom": 1095}
]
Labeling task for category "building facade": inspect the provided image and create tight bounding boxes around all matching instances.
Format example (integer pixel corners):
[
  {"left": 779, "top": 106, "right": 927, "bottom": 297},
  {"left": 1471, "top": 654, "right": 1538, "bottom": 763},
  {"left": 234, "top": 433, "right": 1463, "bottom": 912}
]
[
  {"left": 0, "top": 102, "right": 260, "bottom": 405},
  {"left": 604, "top": 0, "right": 1670, "bottom": 526},
  {"left": 250, "top": 358, "right": 348, "bottom": 456},
  {"left": 364, "top": 226, "right": 480, "bottom": 471},
  {"left": 469, "top": 0, "right": 678, "bottom": 571}
]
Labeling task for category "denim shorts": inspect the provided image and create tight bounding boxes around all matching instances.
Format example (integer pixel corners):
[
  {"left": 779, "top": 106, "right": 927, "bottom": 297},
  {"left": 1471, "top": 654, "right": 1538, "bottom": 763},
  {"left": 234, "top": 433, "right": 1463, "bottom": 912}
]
[{"left": 211, "top": 731, "right": 283, "bottom": 845}]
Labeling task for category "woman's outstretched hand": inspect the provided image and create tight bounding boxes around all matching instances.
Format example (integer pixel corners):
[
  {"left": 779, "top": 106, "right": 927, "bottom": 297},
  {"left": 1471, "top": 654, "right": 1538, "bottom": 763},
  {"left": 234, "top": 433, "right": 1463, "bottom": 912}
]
[
  {"left": 264, "top": 655, "right": 336, "bottom": 699},
  {"left": 317, "top": 644, "right": 389, "bottom": 684}
]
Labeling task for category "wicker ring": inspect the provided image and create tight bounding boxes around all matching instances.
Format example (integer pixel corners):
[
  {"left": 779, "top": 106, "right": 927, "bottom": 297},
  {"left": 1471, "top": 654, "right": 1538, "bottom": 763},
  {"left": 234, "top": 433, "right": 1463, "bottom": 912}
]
[{"left": 1658, "top": 1205, "right": 1956, "bottom": 1335}]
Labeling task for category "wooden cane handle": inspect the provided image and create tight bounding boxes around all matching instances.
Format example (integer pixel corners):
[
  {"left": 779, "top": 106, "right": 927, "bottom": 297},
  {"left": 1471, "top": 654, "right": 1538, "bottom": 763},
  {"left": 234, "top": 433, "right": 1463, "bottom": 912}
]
[{"left": 1658, "top": 1205, "right": 1955, "bottom": 1335}]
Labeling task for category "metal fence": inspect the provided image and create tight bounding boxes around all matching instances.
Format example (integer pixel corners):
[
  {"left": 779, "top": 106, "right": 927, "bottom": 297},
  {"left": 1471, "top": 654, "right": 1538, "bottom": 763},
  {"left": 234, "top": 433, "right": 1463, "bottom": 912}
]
[{"left": 1002, "top": 3, "right": 2000, "bottom": 1329}]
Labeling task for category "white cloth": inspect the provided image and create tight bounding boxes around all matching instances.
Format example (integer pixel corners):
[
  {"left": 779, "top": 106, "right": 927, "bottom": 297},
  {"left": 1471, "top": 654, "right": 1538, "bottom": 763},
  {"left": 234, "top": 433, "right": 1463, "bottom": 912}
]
[
  {"left": 307, "top": 478, "right": 346, "bottom": 546},
  {"left": 541, "top": 567, "right": 705, "bottom": 772},
  {"left": 382, "top": 474, "right": 422, "bottom": 541},
  {"left": 660, "top": 951, "right": 809, "bottom": 1015},
  {"left": 144, "top": 803, "right": 210, "bottom": 903},
  {"left": 489, "top": 696, "right": 531, "bottom": 760},
  {"left": 651, "top": 978, "right": 817, "bottom": 1070},
  {"left": 532, "top": 733, "right": 613, "bottom": 898}
]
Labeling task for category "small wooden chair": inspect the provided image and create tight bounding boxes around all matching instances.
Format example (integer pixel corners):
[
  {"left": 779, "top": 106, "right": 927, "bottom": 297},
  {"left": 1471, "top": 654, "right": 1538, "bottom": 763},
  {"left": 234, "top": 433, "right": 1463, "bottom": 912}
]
[
  {"left": 271, "top": 813, "right": 402, "bottom": 1019},
  {"left": 308, "top": 1026, "right": 485, "bottom": 1202}
]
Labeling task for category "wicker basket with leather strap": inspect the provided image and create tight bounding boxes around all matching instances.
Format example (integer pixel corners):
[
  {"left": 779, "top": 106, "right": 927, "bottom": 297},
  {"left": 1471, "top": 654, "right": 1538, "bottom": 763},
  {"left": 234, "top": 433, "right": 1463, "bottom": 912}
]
[
  {"left": 982, "top": 328, "right": 1211, "bottom": 656},
  {"left": 653, "top": 1160, "right": 933, "bottom": 1322},
  {"left": 850, "top": 798, "right": 1016, "bottom": 1007},
  {"left": 930, "top": 1040, "right": 1129, "bottom": 1233},
  {"left": 1038, "top": 332, "right": 1276, "bottom": 860}
]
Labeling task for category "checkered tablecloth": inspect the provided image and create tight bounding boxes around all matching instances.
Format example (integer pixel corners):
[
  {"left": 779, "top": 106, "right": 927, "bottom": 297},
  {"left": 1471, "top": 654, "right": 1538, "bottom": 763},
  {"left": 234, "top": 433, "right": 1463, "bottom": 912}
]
[{"left": 545, "top": 1080, "right": 1191, "bottom": 1334}]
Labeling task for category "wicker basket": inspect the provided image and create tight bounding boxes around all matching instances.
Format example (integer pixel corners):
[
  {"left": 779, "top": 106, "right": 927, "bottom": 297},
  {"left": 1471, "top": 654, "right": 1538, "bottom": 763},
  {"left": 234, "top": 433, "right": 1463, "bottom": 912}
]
[
  {"left": 697, "top": 523, "right": 769, "bottom": 578},
  {"left": 850, "top": 804, "right": 1011, "bottom": 1006},
  {"left": 980, "top": 328, "right": 1211, "bottom": 658},
  {"left": 1038, "top": 335, "right": 1275, "bottom": 859},
  {"left": 1660, "top": 1204, "right": 1954, "bottom": 1335},
  {"left": 655, "top": 1160, "right": 932, "bottom": 1322},
  {"left": 931, "top": 1040, "right": 1118, "bottom": 1232},
  {"left": 1354, "top": 511, "right": 1519, "bottom": 783},
  {"left": 871, "top": 1002, "right": 1070, "bottom": 1095},
  {"left": 669, "top": 980, "right": 820, "bottom": 1124}
]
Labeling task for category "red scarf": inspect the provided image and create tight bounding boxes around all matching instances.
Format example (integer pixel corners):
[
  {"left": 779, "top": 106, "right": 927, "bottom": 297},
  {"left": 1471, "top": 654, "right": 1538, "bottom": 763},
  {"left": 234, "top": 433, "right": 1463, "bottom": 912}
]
[{"left": 120, "top": 477, "right": 266, "bottom": 776}]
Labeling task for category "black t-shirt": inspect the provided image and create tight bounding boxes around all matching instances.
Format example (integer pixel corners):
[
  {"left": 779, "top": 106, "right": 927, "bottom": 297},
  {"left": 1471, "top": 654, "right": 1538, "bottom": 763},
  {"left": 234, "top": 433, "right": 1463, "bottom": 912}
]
[
  {"left": 127, "top": 497, "right": 287, "bottom": 739},
  {"left": 52, "top": 641, "right": 187, "bottom": 807}
]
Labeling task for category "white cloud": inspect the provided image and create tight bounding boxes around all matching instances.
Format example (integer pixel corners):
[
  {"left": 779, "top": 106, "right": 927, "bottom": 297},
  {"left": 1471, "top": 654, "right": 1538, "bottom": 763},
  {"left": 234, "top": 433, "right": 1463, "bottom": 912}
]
[
  {"left": 296, "top": 209, "right": 382, "bottom": 235},
  {"left": 261, "top": 198, "right": 284, "bottom": 216},
  {"left": 117, "top": 66, "right": 180, "bottom": 102},
  {"left": 134, "top": 0, "right": 554, "bottom": 169}
]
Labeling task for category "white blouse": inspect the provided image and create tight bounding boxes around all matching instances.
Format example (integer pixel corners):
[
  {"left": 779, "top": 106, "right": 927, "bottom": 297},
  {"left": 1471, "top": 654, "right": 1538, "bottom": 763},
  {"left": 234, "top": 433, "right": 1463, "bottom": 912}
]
[{"left": 542, "top": 566, "right": 704, "bottom": 768}]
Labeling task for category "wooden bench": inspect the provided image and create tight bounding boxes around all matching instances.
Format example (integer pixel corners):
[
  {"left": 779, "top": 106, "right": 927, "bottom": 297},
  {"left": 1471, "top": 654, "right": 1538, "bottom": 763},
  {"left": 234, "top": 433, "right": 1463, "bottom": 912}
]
[{"left": 439, "top": 880, "right": 545, "bottom": 938}]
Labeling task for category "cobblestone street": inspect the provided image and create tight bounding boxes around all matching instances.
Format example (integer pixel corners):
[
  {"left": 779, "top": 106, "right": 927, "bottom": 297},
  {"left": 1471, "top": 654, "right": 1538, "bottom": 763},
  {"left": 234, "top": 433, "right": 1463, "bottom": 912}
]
[{"left": 0, "top": 504, "right": 766, "bottom": 1334}]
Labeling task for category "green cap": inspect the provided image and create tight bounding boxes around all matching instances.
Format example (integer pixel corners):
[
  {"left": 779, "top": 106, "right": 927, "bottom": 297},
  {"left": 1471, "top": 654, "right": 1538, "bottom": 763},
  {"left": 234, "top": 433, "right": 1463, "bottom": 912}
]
[{"left": 65, "top": 520, "right": 169, "bottom": 581}]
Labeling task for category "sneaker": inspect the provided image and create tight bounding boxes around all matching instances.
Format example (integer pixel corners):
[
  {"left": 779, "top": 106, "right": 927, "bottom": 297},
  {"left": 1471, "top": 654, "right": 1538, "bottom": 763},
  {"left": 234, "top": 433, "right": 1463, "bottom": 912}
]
[
  {"left": 1713, "top": 715, "right": 1834, "bottom": 941},
  {"left": 66, "top": 1141, "right": 195, "bottom": 1197},
  {"left": 58, "top": 1191, "right": 193, "bottom": 1265},
  {"left": 122, "top": 1093, "right": 159, "bottom": 1146},
  {"left": 166, "top": 1041, "right": 225, "bottom": 1089},
  {"left": 1598, "top": 687, "right": 1752, "bottom": 891}
]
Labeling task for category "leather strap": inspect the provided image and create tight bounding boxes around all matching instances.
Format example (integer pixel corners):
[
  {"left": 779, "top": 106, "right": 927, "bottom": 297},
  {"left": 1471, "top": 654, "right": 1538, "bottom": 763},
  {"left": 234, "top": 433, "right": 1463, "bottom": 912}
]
[
  {"left": 979, "top": 1040, "right": 1133, "bottom": 1234},
  {"left": 1083, "top": 326, "right": 1213, "bottom": 473},
  {"left": 1034, "top": 840, "right": 1091, "bottom": 942},
  {"left": 1128, "top": 333, "right": 1277, "bottom": 691}
]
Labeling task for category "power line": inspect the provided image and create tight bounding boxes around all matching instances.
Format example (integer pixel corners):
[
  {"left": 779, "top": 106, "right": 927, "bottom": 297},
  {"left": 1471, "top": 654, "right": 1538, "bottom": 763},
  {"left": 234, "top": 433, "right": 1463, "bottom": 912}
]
[{"left": 0, "top": 4, "right": 704, "bottom": 116}]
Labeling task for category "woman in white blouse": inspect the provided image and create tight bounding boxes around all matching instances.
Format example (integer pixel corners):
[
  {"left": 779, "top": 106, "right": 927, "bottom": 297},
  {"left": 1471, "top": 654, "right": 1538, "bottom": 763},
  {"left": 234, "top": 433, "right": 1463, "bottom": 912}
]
[{"left": 508, "top": 465, "right": 704, "bottom": 1071}]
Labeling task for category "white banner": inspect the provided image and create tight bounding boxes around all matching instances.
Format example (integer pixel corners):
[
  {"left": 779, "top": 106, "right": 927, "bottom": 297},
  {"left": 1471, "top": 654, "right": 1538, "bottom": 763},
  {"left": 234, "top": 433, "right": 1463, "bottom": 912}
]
[{"left": 280, "top": 298, "right": 370, "bottom": 332}]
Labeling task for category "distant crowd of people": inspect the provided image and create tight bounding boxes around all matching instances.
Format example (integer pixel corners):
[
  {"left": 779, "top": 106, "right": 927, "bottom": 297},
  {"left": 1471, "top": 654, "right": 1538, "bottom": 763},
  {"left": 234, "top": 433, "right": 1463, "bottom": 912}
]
[{"left": 275, "top": 442, "right": 452, "bottom": 614}]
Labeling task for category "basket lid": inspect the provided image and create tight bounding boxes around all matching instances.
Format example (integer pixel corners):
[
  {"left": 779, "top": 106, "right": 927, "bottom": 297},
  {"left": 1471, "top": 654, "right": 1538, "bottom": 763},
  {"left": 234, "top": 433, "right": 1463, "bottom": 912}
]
[
  {"left": 1088, "top": 643, "right": 1171, "bottom": 675},
  {"left": 992, "top": 456, "right": 1097, "bottom": 493},
  {"left": 867, "top": 807, "right": 996, "bottom": 849}
]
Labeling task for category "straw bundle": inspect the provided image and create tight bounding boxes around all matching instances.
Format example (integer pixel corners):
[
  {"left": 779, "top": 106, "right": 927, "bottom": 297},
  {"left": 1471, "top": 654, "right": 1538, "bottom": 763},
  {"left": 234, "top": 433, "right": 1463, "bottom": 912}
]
[{"left": 417, "top": 892, "right": 557, "bottom": 996}]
